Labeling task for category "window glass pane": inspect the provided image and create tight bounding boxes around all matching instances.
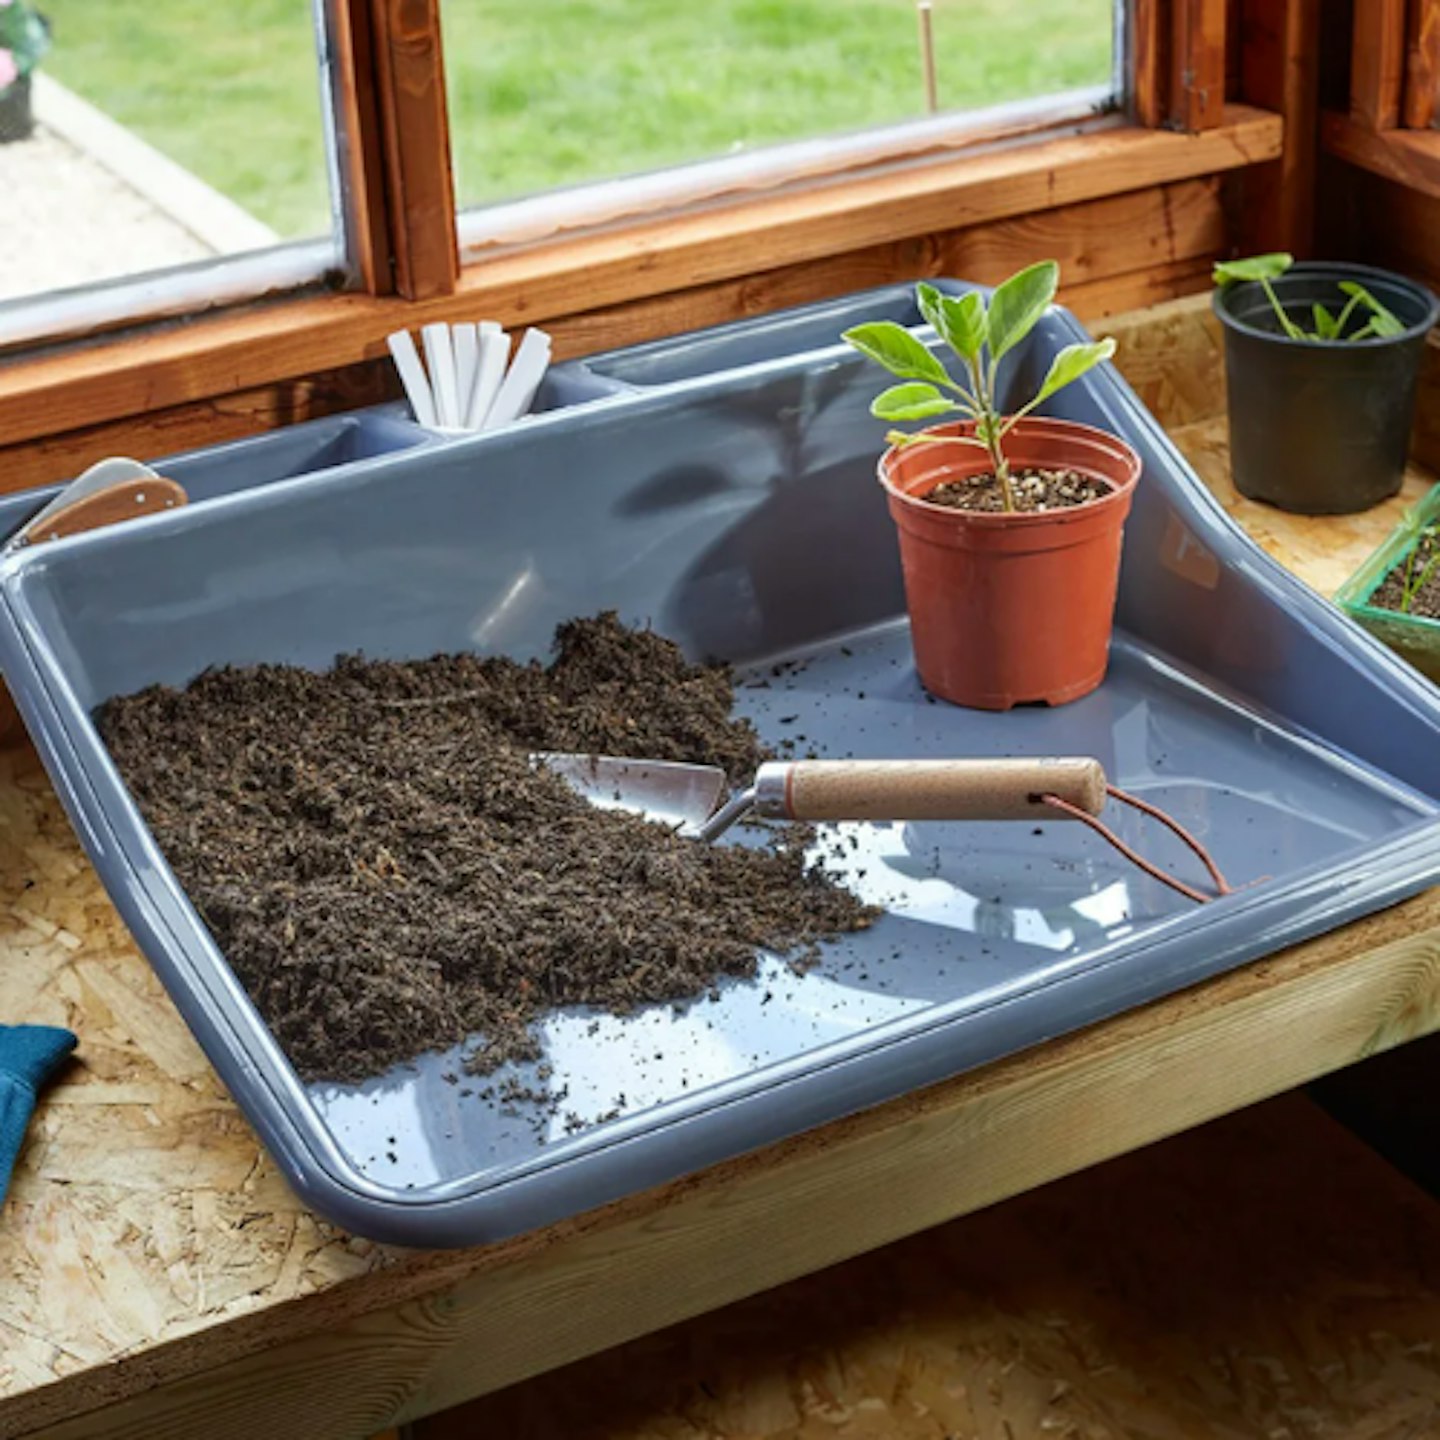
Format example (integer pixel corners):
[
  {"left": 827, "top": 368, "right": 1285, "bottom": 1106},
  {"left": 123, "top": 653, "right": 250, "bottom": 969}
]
[
  {"left": 442, "top": 0, "right": 1114, "bottom": 213},
  {"left": 1, "top": 0, "right": 334, "bottom": 307}
]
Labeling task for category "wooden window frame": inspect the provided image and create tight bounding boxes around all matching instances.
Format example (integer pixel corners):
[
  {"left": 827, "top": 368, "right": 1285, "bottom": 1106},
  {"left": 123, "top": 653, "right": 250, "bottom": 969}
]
[
  {"left": 1324, "top": 0, "right": 1440, "bottom": 201},
  {"left": 0, "top": 0, "right": 1312, "bottom": 490},
  {"left": 455, "top": 86, "right": 1116, "bottom": 260},
  {"left": 1343, "top": 0, "right": 1438, "bottom": 132},
  {"left": 1406, "top": 0, "right": 1440, "bottom": 127},
  {"left": 1133, "top": 0, "right": 1229, "bottom": 129}
]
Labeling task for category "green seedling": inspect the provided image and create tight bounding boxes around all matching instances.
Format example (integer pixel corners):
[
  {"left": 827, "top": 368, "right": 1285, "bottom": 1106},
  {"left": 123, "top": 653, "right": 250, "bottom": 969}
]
[
  {"left": 1399, "top": 522, "right": 1440, "bottom": 614},
  {"left": 1213, "top": 253, "right": 1405, "bottom": 343},
  {"left": 841, "top": 262, "right": 1115, "bottom": 513}
]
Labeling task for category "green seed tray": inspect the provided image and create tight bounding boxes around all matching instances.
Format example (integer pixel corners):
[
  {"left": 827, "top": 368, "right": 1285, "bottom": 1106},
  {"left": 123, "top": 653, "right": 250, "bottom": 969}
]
[{"left": 1335, "top": 483, "right": 1440, "bottom": 685}]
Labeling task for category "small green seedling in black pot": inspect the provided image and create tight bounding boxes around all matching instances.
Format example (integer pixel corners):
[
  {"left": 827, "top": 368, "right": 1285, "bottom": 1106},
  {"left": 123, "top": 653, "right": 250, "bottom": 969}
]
[
  {"left": 1213, "top": 253, "right": 1404, "bottom": 343},
  {"left": 1211, "top": 254, "right": 1438, "bottom": 513}
]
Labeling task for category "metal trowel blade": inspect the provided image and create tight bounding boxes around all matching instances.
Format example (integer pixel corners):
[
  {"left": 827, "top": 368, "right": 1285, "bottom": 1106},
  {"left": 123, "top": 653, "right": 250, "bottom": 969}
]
[{"left": 532, "top": 753, "right": 727, "bottom": 835}]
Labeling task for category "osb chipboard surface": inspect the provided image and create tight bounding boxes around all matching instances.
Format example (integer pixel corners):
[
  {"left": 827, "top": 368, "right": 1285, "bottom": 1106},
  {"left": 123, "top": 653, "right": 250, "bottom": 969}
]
[
  {"left": 425, "top": 1096, "right": 1440, "bottom": 1440},
  {"left": 1100, "top": 290, "right": 1229, "bottom": 430},
  {"left": 0, "top": 745, "right": 390, "bottom": 1402},
  {"left": 1171, "top": 413, "right": 1434, "bottom": 598}
]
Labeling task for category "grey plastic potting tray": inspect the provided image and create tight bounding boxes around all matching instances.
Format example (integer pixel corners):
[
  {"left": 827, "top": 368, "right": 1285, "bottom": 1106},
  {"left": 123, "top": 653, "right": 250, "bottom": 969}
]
[{"left": 3, "top": 282, "right": 1439, "bottom": 1248}]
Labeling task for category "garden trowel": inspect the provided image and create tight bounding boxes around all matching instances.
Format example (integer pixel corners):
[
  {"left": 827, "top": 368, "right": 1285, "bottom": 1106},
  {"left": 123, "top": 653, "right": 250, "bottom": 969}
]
[{"left": 534, "top": 753, "right": 1107, "bottom": 842}]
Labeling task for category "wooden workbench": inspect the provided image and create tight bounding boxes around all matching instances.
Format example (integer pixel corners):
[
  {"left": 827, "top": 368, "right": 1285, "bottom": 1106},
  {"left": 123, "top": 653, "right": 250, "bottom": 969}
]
[
  {"left": 2, "top": 295, "right": 1440, "bottom": 1440},
  {"left": 426, "top": 1092, "right": 1440, "bottom": 1438}
]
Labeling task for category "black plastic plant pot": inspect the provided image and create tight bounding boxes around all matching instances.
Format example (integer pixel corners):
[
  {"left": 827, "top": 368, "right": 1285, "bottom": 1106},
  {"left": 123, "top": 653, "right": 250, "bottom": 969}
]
[{"left": 1213, "top": 261, "right": 1440, "bottom": 515}]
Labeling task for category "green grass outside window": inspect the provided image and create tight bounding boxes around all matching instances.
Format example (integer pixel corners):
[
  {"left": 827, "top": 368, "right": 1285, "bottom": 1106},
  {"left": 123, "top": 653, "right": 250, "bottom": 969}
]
[{"left": 42, "top": 0, "right": 1111, "bottom": 239}]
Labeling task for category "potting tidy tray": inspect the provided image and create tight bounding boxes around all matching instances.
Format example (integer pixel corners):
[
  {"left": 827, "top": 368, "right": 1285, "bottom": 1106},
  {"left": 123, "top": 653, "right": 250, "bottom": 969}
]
[{"left": 4, "top": 283, "right": 1440, "bottom": 1248}]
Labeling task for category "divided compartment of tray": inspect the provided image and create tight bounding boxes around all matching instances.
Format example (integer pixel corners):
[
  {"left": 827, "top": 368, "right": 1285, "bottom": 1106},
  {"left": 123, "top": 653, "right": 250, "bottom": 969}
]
[
  {"left": 0, "top": 368, "right": 628, "bottom": 545},
  {"left": 3, "top": 284, "right": 1440, "bottom": 1246},
  {"left": 0, "top": 411, "right": 430, "bottom": 545}
]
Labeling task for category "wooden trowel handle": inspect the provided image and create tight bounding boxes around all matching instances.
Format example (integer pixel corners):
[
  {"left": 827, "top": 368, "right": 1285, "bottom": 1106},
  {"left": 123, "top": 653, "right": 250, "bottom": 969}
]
[
  {"left": 753, "top": 757, "right": 1106, "bottom": 822},
  {"left": 18, "top": 476, "right": 187, "bottom": 546}
]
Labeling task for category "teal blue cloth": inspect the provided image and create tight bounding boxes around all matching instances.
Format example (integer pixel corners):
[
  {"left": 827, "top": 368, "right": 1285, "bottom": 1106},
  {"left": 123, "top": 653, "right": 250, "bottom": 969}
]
[{"left": 0, "top": 1024, "right": 76, "bottom": 1204}]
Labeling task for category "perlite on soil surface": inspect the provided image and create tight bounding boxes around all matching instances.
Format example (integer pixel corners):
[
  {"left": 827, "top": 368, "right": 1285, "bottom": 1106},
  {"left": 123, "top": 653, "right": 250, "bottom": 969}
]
[
  {"left": 925, "top": 467, "right": 1108, "bottom": 513},
  {"left": 96, "top": 614, "right": 878, "bottom": 1085}
]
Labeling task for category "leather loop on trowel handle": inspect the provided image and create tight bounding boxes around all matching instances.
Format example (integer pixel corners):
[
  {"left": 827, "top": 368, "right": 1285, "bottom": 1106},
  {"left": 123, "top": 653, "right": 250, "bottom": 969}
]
[
  {"left": 17, "top": 476, "right": 187, "bottom": 546},
  {"left": 754, "top": 758, "right": 1106, "bottom": 822}
]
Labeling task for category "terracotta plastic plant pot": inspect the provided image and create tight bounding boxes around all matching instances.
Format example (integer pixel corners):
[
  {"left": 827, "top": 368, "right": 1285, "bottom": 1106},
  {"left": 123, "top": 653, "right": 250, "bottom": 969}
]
[{"left": 878, "top": 417, "right": 1141, "bottom": 710}]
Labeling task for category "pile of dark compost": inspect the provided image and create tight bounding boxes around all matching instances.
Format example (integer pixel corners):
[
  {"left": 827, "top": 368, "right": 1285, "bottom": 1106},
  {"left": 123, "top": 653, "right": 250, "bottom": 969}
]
[{"left": 97, "top": 614, "right": 877, "bottom": 1084}]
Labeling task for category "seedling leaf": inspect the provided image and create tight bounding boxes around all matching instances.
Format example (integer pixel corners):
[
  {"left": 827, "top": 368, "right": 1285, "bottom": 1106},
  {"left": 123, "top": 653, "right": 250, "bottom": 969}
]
[
  {"left": 870, "top": 382, "right": 958, "bottom": 422},
  {"left": 986, "top": 261, "right": 1058, "bottom": 363},
  {"left": 1311, "top": 303, "right": 1339, "bottom": 340},
  {"left": 1338, "top": 280, "right": 1405, "bottom": 337},
  {"left": 842, "top": 322, "right": 953, "bottom": 387},
  {"left": 1030, "top": 339, "right": 1116, "bottom": 409},
  {"left": 917, "top": 284, "right": 986, "bottom": 363},
  {"left": 1213, "top": 253, "right": 1293, "bottom": 285},
  {"left": 885, "top": 428, "right": 987, "bottom": 452},
  {"left": 1400, "top": 525, "right": 1440, "bottom": 612}
]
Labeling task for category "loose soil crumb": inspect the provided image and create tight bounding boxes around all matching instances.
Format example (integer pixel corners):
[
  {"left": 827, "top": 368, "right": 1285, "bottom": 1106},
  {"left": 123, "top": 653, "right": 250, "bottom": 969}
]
[
  {"left": 96, "top": 614, "right": 878, "bottom": 1085},
  {"left": 1372, "top": 525, "right": 1440, "bottom": 619},
  {"left": 924, "top": 467, "right": 1109, "bottom": 513}
]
